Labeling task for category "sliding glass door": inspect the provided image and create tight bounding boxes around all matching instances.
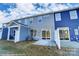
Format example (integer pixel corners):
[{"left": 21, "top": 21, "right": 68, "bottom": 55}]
[{"left": 42, "top": 30, "right": 50, "bottom": 40}]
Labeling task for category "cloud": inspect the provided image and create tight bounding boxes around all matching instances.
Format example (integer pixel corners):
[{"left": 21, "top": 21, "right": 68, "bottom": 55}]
[
  {"left": 47, "top": 3, "right": 69, "bottom": 11},
  {"left": 0, "top": 3, "right": 79, "bottom": 24},
  {"left": 0, "top": 10, "right": 9, "bottom": 23},
  {"left": 7, "top": 3, "right": 37, "bottom": 20}
]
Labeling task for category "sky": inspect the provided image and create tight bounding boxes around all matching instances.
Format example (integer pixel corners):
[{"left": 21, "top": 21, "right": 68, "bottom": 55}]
[{"left": 0, "top": 3, "right": 79, "bottom": 24}]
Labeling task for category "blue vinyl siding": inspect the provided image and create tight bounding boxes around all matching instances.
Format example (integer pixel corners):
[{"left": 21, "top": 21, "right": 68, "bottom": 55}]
[
  {"left": 2, "top": 28, "right": 8, "bottom": 40},
  {"left": 54, "top": 9, "right": 79, "bottom": 41}
]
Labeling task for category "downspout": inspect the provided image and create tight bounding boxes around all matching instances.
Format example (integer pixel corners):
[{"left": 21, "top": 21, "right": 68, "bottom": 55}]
[{"left": 53, "top": 13, "right": 61, "bottom": 49}]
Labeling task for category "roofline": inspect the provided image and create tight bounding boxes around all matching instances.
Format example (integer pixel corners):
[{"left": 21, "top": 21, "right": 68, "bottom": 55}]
[
  {"left": 54, "top": 6, "right": 79, "bottom": 13},
  {"left": 5, "top": 6, "right": 79, "bottom": 23},
  {"left": 16, "top": 6, "right": 79, "bottom": 19}
]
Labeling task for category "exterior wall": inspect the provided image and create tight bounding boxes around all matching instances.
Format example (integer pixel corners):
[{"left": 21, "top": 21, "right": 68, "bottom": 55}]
[
  {"left": 0, "top": 28, "right": 2, "bottom": 39},
  {"left": 15, "top": 18, "right": 29, "bottom": 25},
  {"left": 54, "top": 8, "right": 79, "bottom": 41},
  {"left": 2, "top": 28, "right": 8, "bottom": 40},
  {"left": 13, "top": 14, "right": 55, "bottom": 41},
  {"left": 19, "top": 25, "right": 30, "bottom": 41},
  {"left": 28, "top": 14, "right": 55, "bottom": 41}
]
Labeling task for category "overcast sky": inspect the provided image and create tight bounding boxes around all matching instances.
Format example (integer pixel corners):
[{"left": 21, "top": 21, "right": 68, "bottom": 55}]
[{"left": 0, "top": 3, "right": 79, "bottom": 24}]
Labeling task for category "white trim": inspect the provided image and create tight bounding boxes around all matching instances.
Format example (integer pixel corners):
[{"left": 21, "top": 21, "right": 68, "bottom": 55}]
[
  {"left": 0, "top": 28, "right": 3, "bottom": 40},
  {"left": 7, "top": 21, "right": 28, "bottom": 28},
  {"left": 13, "top": 21, "right": 29, "bottom": 28},
  {"left": 7, "top": 24, "right": 27, "bottom": 43},
  {"left": 14, "top": 26, "right": 20, "bottom": 43},
  {"left": 57, "top": 27, "right": 70, "bottom": 41},
  {"left": 55, "top": 13, "right": 61, "bottom": 21},
  {"left": 78, "top": 26, "right": 79, "bottom": 35},
  {"left": 7, "top": 27, "right": 10, "bottom": 41},
  {"left": 69, "top": 10, "right": 78, "bottom": 20},
  {"left": 9, "top": 25, "right": 19, "bottom": 28},
  {"left": 7, "top": 26, "right": 20, "bottom": 43},
  {"left": 51, "top": 14, "right": 55, "bottom": 41},
  {"left": 55, "top": 29, "right": 61, "bottom": 49},
  {"left": 74, "top": 28, "right": 78, "bottom": 35}
]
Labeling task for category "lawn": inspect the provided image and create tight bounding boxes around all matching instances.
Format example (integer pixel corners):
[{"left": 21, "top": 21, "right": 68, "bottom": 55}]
[{"left": 0, "top": 40, "right": 78, "bottom": 56}]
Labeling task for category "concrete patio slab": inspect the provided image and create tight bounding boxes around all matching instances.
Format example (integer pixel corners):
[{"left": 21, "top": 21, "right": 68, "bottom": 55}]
[
  {"left": 61, "top": 40, "right": 79, "bottom": 48},
  {"left": 33, "top": 40, "right": 56, "bottom": 46},
  {"left": 33, "top": 40, "right": 79, "bottom": 49}
]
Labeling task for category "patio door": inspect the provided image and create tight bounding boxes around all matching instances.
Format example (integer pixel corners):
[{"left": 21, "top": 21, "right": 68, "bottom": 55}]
[
  {"left": 42, "top": 30, "right": 50, "bottom": 40},
  {"left": 9, "top": 27, "right": 18, "bottom": 40},
  {"left": 30, "top": 29, "right": 36, "bottom": 39},
  {"left": 58, "top": 27, "right": 70, "bottom": 40},
  {"left": 15, "top": 28, "right": 19, "bottom": 41}
]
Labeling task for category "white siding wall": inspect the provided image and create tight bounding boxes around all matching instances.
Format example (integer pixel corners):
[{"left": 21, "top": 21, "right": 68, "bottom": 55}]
[
  {"left": 28, "top": 14, "right": 55, "bottom": 41},
  {"left": 0, "top": 28, "right": 2, "bottom": 39}
]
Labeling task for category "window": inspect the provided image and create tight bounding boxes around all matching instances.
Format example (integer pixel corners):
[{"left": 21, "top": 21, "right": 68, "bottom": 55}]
[
  {"left": 74, "top": 29, "right": 78, "bottom": 35},
  {"left": 47, "top": 31, "right": 50, "bottom": 39},
  {"left": 42, "top": 31, "right": 46, "bottom": 39},
  {"left": 42, "top": 30, "right": 50, "bottom": 39},
  {"left": 70, "top": 10, "right": 78, "bottom": 20},
  {"left": 55, "top": 13, "right": 61, "bottom": 21}
]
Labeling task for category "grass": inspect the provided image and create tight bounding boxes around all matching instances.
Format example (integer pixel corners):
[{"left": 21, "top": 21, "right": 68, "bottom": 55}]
[{"left": 0, "top": 40, "right": 78, "bottom": 56}]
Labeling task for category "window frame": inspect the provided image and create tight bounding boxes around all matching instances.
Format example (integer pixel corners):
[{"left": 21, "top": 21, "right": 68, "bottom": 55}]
[
  {"left": 74, "top": 29, "right": 78, "bottom": 35},
  {"left": 69, "top": 10, "right": 78, "bottom": 20},
  {"left": 42, "top": 29, "right": 51, "bottom": 39},
  {"left": 55, "top": 13, "right": 61, "bottom": 21}
]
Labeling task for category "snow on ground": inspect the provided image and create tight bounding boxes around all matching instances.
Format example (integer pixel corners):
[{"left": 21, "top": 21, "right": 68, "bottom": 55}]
[
  {"left": 33, "top": 40, "right": 56, "bottom": 46},
  {"left": 61, "top": 40, "right": 79, "bottom": 48},
  {"left": 33, "top": 40, "right": 79, "bottom": 48}
]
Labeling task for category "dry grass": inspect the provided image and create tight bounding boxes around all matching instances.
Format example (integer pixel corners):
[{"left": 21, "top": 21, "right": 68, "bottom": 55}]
[{"left": 0, "top": 40, "right": 77, "bottom": 56}]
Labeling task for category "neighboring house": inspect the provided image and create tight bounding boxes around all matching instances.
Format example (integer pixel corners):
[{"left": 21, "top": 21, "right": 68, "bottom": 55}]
[{"left": 1, "top": 7, "right": 79, "bottom": 49}]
